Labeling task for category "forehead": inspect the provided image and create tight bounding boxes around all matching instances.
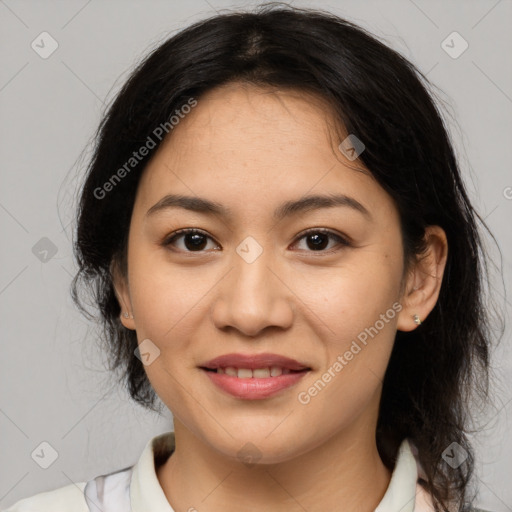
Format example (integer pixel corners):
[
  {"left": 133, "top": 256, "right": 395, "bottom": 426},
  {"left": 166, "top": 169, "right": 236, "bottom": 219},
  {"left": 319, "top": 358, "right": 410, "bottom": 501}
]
[
  {"left": 162, "top": 83, "right": 343, "bottom": 160},
  {"left": 134, "top": 83, "right": 390, "bottom": 221}
]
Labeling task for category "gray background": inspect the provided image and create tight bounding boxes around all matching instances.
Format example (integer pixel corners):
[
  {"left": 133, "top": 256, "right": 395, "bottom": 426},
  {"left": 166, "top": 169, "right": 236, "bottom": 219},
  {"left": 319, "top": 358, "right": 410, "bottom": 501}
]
[{"left": 0, "top": 0, "right": 511, "bottom": 510}]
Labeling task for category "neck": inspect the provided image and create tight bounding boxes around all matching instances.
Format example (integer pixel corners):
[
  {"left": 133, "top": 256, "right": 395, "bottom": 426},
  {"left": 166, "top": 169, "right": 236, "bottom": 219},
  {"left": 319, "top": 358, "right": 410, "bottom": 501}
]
[{"left": 157, "top": 410, "right": 392, "bottom": 512}]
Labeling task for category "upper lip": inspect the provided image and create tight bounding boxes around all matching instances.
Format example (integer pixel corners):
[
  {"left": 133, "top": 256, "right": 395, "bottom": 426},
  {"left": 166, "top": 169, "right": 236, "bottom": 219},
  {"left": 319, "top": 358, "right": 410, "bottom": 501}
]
[{"left": 200, "top": 353, "right": 310, "bottom": 371}]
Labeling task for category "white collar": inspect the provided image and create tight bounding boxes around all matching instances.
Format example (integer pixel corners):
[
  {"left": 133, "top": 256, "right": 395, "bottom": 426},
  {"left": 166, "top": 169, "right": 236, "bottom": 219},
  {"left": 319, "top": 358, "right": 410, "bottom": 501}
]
[{"left": 129, "top": 431, "right": 431, "bottom": 512}]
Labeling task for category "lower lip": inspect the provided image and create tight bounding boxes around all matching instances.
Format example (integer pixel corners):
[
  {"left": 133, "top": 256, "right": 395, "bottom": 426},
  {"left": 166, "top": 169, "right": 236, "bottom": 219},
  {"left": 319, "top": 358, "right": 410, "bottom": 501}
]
[{"left": 201, "top": 369, "right": 309, "bottom": 399}]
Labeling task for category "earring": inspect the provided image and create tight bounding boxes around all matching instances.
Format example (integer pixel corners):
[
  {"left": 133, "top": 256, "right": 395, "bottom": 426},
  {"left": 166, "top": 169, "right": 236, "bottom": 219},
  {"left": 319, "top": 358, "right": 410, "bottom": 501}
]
[
  {"left": 123, "top": 312, "right": 133, "bottom": 319},
  {"left": 413, "top": 314, "right": 422, "bottom": 326}
]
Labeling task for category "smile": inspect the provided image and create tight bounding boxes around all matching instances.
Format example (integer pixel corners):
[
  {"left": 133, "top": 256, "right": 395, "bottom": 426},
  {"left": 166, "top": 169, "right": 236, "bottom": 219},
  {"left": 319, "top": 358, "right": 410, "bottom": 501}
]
[
  {"left": 200, "top": 367, "right": 310, "bottom": 399},
  {"left": 204, "top": 366, "right": 300, "bottom": 377}
]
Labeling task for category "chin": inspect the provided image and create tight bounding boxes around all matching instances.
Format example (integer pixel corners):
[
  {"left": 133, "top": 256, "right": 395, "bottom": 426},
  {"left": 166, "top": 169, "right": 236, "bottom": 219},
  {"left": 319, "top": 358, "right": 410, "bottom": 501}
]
[{"left": 204, "top": 427, "right": 316, "bottom": 466}]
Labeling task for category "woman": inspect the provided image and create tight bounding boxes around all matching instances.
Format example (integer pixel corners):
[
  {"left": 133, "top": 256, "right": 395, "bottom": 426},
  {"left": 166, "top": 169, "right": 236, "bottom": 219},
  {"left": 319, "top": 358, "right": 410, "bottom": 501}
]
[{"left": 6, "top": 3, "right": 499, "bottom": 511}]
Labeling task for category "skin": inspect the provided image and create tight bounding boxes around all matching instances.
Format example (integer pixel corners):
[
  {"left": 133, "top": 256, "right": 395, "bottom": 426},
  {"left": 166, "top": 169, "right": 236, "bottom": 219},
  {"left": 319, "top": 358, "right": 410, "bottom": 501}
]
[{"left": 112, "top": 82, "right": 448, "bottom": 512}]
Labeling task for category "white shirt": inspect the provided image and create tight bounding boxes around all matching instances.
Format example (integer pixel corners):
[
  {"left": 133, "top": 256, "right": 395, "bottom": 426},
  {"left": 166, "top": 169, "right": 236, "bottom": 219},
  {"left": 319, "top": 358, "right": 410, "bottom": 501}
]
[{"left": 4, "top": 432, "right": 436, "bottom": 512}]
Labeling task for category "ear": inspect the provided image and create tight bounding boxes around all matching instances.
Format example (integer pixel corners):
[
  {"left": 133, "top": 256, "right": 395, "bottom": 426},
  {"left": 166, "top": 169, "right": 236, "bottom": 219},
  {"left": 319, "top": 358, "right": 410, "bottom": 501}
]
[
  {"left": 396, "top": 225, "right": 448, "bottom": 332},
  {"left": 110, "top": 259, "right": 136, "bottom": 330}
]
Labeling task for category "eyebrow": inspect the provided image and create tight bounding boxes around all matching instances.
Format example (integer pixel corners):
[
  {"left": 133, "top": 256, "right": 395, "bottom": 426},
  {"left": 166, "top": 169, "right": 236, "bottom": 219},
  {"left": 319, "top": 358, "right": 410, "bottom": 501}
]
[{"left": 145, "top": 193, "right": 372, "bottom": 221}]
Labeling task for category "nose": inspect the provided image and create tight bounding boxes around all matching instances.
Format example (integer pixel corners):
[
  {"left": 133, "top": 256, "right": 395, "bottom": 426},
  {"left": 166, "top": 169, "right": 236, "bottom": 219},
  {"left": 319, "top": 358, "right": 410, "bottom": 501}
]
[{"left": 210, "top": 249, "right": 294, "bottom": 337}]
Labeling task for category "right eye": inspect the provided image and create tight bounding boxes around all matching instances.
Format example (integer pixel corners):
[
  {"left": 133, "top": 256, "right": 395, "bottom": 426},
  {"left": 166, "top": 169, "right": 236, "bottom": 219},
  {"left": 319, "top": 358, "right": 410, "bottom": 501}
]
[{"left": 162, "top": 228, "right": 221, "bottom": 252}]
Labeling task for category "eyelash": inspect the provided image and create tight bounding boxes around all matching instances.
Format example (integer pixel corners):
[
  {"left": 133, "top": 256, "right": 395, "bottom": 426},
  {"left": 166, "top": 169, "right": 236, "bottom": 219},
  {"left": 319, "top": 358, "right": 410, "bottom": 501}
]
[{"left": 162, "top": 228, "right": 352, "bottom": 255}]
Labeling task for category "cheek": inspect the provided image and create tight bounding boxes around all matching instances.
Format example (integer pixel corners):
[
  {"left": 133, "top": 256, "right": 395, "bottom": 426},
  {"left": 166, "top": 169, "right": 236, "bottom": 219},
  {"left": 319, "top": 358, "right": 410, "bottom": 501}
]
[
  {"left": 126, "top": 255, "right": 207, "bottom": 415},
  {"left": 309, "top": 246, "right": 403, "bottom": 335},
  {"left": 127, "top": 242, "right": 207, "bottom": 335},
  {"left": 295, "top": 267, "right": 400, "bottom": 433},
  {"left": 302, "top": 246, "right": 402, "bottom": 394},
  {"left": 132, "top": 290, "right": 203, "bottom": 361}
]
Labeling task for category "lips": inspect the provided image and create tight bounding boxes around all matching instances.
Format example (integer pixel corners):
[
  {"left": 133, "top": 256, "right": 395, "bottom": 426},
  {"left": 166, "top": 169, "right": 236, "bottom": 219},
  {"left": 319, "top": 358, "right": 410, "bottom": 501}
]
[
  {"left": 199, "top": 353, "right": 311, "bottom": 400},
  {"left": 200, "top": 353, "right": 310, "bottom": 371}
]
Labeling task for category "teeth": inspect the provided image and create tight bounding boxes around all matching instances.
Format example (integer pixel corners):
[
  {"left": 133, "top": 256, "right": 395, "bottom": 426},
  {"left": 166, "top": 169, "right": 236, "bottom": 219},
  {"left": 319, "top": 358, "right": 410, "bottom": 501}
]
[
  {"left": 215, "top": 366, "right": 297, "bottom": 377},
  {"left": 253, "top": 368, "right": 270, "bottom": 378},
  {"left": 237, "top": 368, "right": 252, "bottom": 379},
  {"left": 270, "top": 366, "right": 283, "bottom": 377}
]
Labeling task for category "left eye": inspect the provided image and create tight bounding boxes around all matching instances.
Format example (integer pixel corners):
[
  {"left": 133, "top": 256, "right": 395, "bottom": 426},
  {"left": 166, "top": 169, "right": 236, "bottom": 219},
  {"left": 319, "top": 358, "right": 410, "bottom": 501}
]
[
  {"left": 294, "top": 229, "right": 350, "bottom": 252},
  {"left": 162, "top": 228, "right": 350, "bottom": 253}
]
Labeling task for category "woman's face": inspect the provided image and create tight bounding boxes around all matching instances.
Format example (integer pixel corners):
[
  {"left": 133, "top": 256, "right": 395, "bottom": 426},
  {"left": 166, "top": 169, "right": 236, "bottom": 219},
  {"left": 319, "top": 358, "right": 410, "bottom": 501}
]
[{"left": 115, "top": 83, "right": 416, "bottom": 463}]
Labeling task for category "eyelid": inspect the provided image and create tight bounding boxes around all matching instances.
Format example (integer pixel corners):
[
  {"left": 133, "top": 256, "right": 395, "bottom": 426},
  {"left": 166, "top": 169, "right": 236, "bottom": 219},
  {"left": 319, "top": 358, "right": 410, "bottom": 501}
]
[
  {"left": 294, "top": 227, "right": 352, "bottom": 245},
  {"left": 162, "top": 227, "right": 352, "bottom": 253},
  {"left": 291, "top": 228, "right": 352, "bottom": 255},
  {"left": 162, "top": 228, "right": 219, "bottom": 250}
]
